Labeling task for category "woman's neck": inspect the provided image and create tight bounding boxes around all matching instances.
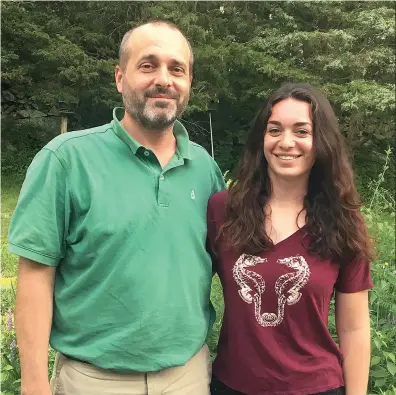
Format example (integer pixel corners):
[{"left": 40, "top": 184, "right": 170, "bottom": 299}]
[
  {"left": 265, "top": 176, "right": 309, "bottom": 237},
  {"left": 268, "top": 176, "right": 308, "bottom": 208}
]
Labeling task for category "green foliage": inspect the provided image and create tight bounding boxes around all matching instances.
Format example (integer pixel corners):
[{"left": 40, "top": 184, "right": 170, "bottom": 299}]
[
  {"left": 367, "top": 147, "right": 395, "bottom": 213},
  {"left": 1, "top": 178, "right": 23, "bottom": 278},
  {"left": 1, "top": 2, "right": 395, "bottom": 392},
  {"left": 1, "top": 145, "right": 40, "bottom": 181},
  {"left": 1, "top": 2, "right": 395, "bottom": 180},
  {"left": 355, "top": 141, "right": 395, "bottom": 204},
  {"left": 365, "top": 146, "right": 396, "bottom": 392},
  {"left": 208, "top": 275, "right": 224, "bottom": 360},
  {"left": 369, "top": 267, "right": 396, "bottom": 392},
  {"left": 1, "top": 287, "right": 57, "bottom": 395},
  {"left": 1, "top": 287, "right": 21, "bottom": 395},
  {"left": 369, "top": 265, "right": 396, "bottom": 392}
]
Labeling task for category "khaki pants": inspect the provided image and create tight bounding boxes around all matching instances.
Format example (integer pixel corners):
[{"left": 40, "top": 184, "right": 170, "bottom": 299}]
[{"left": 50, "top": 345, "right": 211, "bottom": 395}]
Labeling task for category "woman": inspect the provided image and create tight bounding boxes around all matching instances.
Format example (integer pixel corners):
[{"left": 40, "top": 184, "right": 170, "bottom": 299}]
[{"left": 208, "top": 83, "right": 373, "bottom": 395}]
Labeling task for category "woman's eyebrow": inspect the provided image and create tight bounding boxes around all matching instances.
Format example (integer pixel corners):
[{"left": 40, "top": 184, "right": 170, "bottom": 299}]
[{"left": 267, "top": 120, "right": 312, "bottom": 127}]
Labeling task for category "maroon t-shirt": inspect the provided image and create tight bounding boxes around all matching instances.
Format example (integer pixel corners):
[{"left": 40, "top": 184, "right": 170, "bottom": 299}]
[{"left": 208, "top": 190, "right": 373, "bottom": 395}]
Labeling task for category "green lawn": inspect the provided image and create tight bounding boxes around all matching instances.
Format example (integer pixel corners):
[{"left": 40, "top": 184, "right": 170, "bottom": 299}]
[{"left": 1, "top": 176, "right": 23, "bottom": 277}]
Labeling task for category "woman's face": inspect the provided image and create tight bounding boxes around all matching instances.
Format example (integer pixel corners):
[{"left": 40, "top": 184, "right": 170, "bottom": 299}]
[{"left": 263, "top": 98, "right": 315, "bottom": 182}]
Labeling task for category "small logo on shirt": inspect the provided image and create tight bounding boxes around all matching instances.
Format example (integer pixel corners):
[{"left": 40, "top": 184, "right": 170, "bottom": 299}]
[{"left": 190, "top": 189, "right": 196, "bottom": 200}]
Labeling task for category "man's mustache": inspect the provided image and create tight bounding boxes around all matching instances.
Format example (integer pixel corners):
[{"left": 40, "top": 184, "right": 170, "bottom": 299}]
[{"left": 144, "top": 87, "right": 180, "bottom": 100}]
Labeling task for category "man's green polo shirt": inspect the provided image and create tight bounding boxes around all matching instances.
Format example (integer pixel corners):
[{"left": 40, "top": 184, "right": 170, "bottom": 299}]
[{"left": 8, "top": 108, "right": 225, "bottom": 372}]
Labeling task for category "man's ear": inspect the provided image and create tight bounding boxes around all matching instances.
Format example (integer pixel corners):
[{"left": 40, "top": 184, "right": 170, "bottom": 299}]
[{"left": 115, "top": 65, "right": 123, "bottom": 94}]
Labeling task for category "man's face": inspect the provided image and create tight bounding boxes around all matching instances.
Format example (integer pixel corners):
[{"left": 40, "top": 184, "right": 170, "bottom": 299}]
[{"left": 115, "top": 25, "right": 192, "bottom": 131}]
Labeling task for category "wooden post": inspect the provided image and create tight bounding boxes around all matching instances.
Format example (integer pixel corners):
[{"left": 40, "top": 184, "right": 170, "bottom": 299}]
[{"left": 60, "top": 115, "right": 68, "bottom": 134}]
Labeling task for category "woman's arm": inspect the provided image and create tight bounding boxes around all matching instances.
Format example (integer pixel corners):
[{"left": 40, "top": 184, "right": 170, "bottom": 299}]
[{"left": 335, "top": 290, "right": 371, "bottom": 395}]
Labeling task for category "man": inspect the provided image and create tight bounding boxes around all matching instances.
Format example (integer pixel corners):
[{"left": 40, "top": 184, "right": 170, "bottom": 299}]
[{"left": 9, "top": 20, "right": 225, "bottom": 395}]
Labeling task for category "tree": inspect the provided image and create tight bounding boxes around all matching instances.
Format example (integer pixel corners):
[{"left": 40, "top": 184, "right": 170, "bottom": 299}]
[{"left": 1, "top": 1, "right": 395, "bottom": 187}]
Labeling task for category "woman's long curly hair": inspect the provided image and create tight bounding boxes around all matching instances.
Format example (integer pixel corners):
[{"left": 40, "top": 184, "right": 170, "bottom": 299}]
[{"left": 220, "top": 83, "right": 374, "bottom": 266}]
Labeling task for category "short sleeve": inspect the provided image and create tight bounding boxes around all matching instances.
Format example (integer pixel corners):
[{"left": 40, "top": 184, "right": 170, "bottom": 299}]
[
  {"left": 335, "top": 257, "right": 373, "bottom": 293},
  {"left": 210, "top": 160, "right": 226, "bottom": 195},
  {"left": 8, "top": 148, "right": 70, "bottom": 266}
]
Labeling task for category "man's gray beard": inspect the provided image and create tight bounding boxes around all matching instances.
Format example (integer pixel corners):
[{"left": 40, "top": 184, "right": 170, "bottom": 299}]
[{"left": 122, "top": 90, "right": 189, "bottom": 131}]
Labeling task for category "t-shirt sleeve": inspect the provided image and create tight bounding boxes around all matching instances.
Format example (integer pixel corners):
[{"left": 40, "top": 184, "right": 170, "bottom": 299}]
[
  {"left": 8, "top": 148, "right": 70, "bottom": 266},
  {"left": 335, "top": 257, "right": 373, "bottom": 293}
]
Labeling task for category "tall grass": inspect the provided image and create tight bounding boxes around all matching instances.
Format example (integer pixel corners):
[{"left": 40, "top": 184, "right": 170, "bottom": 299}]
[{"left": 1, "top": 176, "right": 22, "bottom": 277}]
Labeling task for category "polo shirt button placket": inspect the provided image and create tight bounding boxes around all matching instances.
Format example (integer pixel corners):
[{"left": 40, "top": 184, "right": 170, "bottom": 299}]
[{"left": 158, "top": 173, "right": 168, "bottom": 207}]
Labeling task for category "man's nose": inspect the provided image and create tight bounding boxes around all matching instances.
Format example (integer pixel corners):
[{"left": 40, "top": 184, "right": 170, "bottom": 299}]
[{"left": 154, "top": 66, "right": 171, "bottom": 87}]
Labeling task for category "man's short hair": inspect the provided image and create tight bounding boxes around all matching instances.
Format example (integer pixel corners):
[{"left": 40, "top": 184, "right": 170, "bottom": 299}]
[{"left": 119, "top": 20, "right": 194, "bottom": 73}]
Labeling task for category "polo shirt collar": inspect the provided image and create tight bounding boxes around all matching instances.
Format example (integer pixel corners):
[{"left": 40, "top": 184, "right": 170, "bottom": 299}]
[{"left": 112, "top": 107, "right": 191, "bottom": 160}]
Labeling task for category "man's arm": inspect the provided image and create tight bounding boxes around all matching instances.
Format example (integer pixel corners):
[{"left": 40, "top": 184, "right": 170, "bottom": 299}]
[
  {"left": 335, "top": 290, "right": 371, "bottom": 395},
  {"left": 16, "top": 257, "right": 56, "bottom": 395}
]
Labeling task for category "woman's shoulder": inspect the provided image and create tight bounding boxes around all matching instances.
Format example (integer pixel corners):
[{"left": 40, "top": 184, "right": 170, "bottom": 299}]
[
  {"left": 208, "top": 190, "right": 229, "bottom": 226},
  {"left": 209, "top": 189, "right": 229, "bottom": 208}
]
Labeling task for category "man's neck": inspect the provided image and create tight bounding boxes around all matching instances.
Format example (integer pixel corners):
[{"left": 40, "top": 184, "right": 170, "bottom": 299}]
[
  {"left": 121, "top": 112, "right": 176, "bottom": 151},
  {"left": 121, "top": 112, "right": 177, "bottom": 168}
]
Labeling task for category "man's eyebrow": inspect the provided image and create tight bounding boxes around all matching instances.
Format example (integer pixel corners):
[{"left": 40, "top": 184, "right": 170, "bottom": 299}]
[
  {"left": 137, "top": 54, "right": 187, "bottom": 68},
  {"left": 169, "top": 59, "right": 187, "bottom": 68},
  {"left": 137, "top": 54, "right": 158, "bottom": 63},
  {"left": 267, "top": 120, "right": 312, "bottom": 127}
]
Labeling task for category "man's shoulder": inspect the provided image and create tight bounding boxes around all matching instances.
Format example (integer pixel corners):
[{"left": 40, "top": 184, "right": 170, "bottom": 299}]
[
  {"left": 189, "top": 141, "right": 209, "bottom": 154},
  {"left": 188, "top": 141, "right": 216, "bottom": 164},
  {"left": 187, "top": 141, "right": 226, "bottom": 191},
  {"left": 45, "top": 122, "right": 113, "bottom": 153}
]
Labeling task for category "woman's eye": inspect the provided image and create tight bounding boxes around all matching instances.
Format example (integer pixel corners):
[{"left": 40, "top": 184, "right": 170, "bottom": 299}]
[
  {"left": 295, "top": 129, "right": 310, "bottom": 136},
  {"left": 268, "top": 128, "right": 281, "bottom": 135}
]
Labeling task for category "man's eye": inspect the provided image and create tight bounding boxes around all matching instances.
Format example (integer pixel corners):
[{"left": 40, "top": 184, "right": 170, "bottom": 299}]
[
  {"left": 173, "top": 67, "right": 185, "bottom": 74},
  {"left": 141, "top": 64, "right": 154, "bottom": 70}
]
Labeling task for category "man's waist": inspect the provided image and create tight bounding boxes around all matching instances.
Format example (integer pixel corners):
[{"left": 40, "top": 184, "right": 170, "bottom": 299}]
[{"left": 51, "top": 336, "right": 206, "bottom": 372}]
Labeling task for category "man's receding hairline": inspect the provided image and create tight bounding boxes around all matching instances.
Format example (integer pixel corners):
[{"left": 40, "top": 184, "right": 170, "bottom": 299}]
[{"left": 119, "top": 21, "right": 194, "bottom": 71}]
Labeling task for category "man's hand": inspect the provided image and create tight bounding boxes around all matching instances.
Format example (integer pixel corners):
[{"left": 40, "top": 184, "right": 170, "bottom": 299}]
[{"left": 21, "top": 381, "right": 52, "bottom": 395}]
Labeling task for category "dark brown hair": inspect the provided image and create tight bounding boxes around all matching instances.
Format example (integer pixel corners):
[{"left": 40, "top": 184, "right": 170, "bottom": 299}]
[{"left": 220, "top": 83, "right": 374, "bottom": 265}]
